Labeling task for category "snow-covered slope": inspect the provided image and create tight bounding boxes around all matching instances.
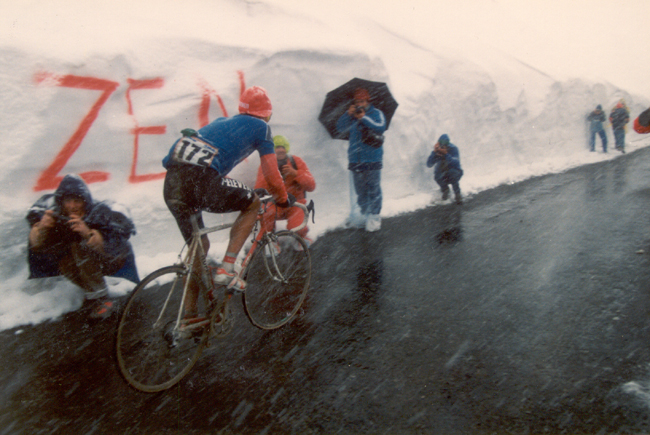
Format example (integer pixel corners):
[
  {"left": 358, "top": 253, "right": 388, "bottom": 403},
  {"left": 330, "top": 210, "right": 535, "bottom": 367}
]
[{"left": 1, "top": 0, "right": 649, "bottom": 330}]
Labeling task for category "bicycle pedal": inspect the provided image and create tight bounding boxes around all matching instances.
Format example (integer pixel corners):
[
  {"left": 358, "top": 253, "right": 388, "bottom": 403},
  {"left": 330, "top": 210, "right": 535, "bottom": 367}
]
[{"left": 211, "top": 305, "right": 234, "bottom": 339}]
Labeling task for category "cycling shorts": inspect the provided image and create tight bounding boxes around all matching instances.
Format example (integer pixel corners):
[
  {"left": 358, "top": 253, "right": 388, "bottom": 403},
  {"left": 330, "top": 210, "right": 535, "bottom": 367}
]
[{"left": 163, "top": 164, "right": 255, "bottom": 243}]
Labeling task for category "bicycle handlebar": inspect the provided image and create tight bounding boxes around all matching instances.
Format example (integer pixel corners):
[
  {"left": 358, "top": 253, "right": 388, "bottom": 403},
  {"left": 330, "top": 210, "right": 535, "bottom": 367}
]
[
  {"left": 290, "top": 201, "right": 310, "bottom": 233},
  {"left": 194, "top": 193, "right": 314, "bottom": 239},
  {"left": 258, "top": 194, "right": 314, "bottom": 234}
]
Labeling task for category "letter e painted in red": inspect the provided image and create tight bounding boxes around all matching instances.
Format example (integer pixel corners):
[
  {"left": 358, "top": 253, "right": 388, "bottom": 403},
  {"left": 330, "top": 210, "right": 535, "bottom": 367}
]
[{"left": 126, "top": 78, "right": 167, "bottom": 183}]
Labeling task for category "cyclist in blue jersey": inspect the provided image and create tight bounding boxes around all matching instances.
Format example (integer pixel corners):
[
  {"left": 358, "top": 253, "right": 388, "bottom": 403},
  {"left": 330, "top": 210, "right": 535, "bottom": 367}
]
[{"left": 163, "top": 86, "right": 292, "bottom": 320}]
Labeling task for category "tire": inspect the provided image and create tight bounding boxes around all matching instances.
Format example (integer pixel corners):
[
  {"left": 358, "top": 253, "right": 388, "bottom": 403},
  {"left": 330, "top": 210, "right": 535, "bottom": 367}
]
[
  {"left": 116, "top": 265, "right": 210, "bottom": 392},
  {"left": 243, "top": 231, "right": 311, "bottom": 330}
]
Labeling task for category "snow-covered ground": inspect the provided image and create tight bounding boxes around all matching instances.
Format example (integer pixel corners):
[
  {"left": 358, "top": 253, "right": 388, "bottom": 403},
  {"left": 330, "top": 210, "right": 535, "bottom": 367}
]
[{"left": 1, "top": 0, "right": 649, "bottom": 331}]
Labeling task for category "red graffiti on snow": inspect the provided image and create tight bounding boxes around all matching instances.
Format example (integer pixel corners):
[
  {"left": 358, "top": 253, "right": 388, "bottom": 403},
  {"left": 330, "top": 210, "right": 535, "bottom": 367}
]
[
  {"left": 198, "top": 80, "right": 229, "bottom": 128},
  {"left": 32, "top": 71, "right": 247, "bottom": 191},
  {"left": 33, "top": 73, "right": 119, "bottom": 191},
  {"left": 126, "top": 78, "right": 167, "bottom": 183},
  {"left": 238, "top": 70, "right": 246, "bottom": 98}
]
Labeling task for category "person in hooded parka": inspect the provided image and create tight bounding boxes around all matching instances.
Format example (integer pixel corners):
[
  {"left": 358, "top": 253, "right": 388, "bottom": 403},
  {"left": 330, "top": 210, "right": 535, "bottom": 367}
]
[{"left": 26, "top": 174, "right": 138, "bottom": 318}]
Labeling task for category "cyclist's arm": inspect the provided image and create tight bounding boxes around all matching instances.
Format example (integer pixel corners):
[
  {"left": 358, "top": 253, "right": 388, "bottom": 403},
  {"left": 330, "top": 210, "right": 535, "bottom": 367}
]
[
  {"left": 253, "top": 165, "right": 267, "bottom": 190},
  {"left": 260, "top": 153, "right": 288, "bottom": 204}
]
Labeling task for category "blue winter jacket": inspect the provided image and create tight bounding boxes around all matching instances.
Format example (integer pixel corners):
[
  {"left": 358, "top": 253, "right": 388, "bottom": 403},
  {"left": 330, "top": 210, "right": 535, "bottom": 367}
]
[
  {"left": 26, "top": 174, "right": 139, "bottom": 283},
  {"left": 426, "top": 142, "right": 463, "bottom": 177},
  {"left": 587, "top": 109, "right": 606, "bottom": 133},
  {"left": 336, "top": 104, "right": 386, "bottom": 170}
]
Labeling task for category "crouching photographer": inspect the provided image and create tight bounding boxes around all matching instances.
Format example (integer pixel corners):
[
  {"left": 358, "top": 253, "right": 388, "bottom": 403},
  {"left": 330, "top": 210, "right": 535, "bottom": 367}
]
[
  {"left": 426, "top": 134, "right": 464, "bottom": 205},
  {"left": 26, "top": 174, "right": 138, "bottom": 319}
]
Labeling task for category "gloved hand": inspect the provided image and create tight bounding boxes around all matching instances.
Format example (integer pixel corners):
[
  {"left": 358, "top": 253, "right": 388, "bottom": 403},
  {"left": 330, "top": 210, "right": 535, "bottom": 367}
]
[{"left": 276, "top": 193, "right": 296, "bottom": 208}]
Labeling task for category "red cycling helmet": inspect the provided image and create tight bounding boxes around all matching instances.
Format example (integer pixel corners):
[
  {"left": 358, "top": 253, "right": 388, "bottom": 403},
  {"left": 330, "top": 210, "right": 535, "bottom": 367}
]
[{"left": 239, "top": 86, "right": 273, "bottom": 118}]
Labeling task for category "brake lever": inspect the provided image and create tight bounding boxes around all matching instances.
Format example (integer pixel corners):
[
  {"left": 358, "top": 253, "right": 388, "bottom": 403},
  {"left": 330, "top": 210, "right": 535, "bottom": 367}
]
[{"left": 307, "top": 200, "right": 315, "bottom": 224}]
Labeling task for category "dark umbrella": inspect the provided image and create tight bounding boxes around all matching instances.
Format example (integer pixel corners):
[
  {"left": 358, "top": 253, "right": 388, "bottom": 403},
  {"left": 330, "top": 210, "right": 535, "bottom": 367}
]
[{"left": 318, "top": 77, "right": 398, "bottom": 140}]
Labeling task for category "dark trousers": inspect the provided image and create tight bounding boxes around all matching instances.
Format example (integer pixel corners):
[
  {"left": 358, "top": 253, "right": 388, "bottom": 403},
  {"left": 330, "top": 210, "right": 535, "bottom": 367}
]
[
  {"left": 613, "top": 128, "right": 625, "bottom": 150},
  {"left": 589, "top": 129, "right": 607, "bottom": 152},
  {"left": 351, "top": 169, "right": 382, "bottom": 215},
  {"left": 435, "top": 169, "right": 463, "bottom": 196}
]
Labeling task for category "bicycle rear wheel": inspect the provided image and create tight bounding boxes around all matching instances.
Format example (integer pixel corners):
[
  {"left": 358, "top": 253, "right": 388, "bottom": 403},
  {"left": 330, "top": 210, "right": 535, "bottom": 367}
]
[
  {"left": 116, "top": 265, "right": 210, "bottom": 392},
  {"left": 243, "top": 231, "right": 311, "bottom": 330}
]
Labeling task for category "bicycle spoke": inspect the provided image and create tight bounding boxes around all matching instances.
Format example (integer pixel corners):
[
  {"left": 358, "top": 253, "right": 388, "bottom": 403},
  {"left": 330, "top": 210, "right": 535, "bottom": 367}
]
[
  {"left": 243, "top": 231, "right": 311, "bottom": 330},
  {"left": 116, "top": 266, "right": 210, "bottom": 392}
]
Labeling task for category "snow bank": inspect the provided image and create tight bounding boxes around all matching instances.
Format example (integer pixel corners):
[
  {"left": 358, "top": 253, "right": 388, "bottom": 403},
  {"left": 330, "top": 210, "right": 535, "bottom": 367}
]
[{"left": 1, "top": 0, "right": 650, "bottom": 330}]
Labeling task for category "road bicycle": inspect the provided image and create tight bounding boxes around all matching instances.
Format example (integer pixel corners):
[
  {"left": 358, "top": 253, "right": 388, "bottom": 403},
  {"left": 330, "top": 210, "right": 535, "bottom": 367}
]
[{"left": 115, "top": 193, "right": 313, "bottom": 392}]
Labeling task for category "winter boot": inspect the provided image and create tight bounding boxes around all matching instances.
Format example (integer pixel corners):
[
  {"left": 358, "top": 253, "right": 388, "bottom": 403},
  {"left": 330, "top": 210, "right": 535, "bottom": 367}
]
[
  {"left": 365, "top": 214, "right": 382, "bottom": 232},
  {"left": 346, "top": 212, "right": 367, "bottom": 229}
]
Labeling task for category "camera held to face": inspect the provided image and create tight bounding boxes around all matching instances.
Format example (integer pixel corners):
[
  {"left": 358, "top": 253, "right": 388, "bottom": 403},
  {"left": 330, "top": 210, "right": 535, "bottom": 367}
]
[{"left": 354, "top": 105, "right": 364, "bottom": 115}]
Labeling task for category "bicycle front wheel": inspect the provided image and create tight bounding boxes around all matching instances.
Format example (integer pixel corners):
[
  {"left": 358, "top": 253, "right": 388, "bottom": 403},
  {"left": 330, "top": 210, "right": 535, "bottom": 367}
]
[
  {"left": 243, "top": 231, "right": 311, "bottom": 330},
  {"left": 116, "top": 265, "right": 209, "bottom": 392}
]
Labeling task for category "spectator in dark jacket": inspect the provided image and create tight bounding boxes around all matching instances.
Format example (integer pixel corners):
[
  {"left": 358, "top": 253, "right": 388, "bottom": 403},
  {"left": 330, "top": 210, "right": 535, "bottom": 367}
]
[
  {"left": 634, "top": 106, "right": 650, "bottom": 134},
  {"left": 609, "top": 99, "right": 630, "bottom": 153},
  {"left": 587, "top": 105, "right": 608, "bottom": 152},
  {"left": 427, "top": 134, "right": 464, "bottom": 205},
  {"left": 26, "top": 174, "right": 138, "bottom": 318}
]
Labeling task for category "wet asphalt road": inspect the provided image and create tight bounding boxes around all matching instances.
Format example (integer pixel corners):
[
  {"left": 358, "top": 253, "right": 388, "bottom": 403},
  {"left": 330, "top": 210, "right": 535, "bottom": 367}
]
[{"left": 3, "top": 148, "right": 650, "bottom": 434}]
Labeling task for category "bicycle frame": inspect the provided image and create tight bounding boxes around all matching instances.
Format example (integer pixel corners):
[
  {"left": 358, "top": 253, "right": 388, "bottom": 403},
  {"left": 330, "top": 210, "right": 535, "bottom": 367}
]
[
  {"left": 169, "top": 197, "right": 310, "bottom": 336},
  {"left": 116, "top": 196, "right": 313, "bottom": 392}
]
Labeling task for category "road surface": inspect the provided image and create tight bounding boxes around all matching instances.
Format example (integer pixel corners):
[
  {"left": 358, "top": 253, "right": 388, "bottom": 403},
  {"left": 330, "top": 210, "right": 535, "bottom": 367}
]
[{"left": 2, "top": 148, "right": 650, "bottom": 434}]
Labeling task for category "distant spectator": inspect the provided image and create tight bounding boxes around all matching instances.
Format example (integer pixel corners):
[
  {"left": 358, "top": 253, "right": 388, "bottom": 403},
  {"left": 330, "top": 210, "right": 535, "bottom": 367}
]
[
  {"left": 26, "top": 174, "right": 138, "bottom": 319},
  {"left": 586, "top": 105, "right": 608, "bottom": 152},
  {"left": 634, "top": 106, "right": 650, "bottom": 134},
  {"left": 336, "top": 88, "right": 386, "bottom": 232},
  {"left": 609, "top": 99, "right": 630, "bottom": 153},
  {"left": 254, "top": 135, "right": 316, "bottom": 244},
  {"left": 426, "top": 134, "right": 464, "bottom": 205}
]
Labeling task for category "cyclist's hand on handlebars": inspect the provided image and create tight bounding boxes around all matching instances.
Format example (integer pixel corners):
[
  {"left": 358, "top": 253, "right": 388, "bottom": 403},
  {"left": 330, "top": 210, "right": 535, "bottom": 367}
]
[{"left": 276, "top": 193, "right": 296, "bottom": 208}]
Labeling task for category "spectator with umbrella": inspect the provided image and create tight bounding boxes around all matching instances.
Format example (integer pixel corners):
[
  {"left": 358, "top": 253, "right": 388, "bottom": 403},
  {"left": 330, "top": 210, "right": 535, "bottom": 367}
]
[
  {"left": 335, "top": 88, "right": 386, "bottom": 232},
  {"left": 319, "top": 78, "right": 398, "bottom": 232}
]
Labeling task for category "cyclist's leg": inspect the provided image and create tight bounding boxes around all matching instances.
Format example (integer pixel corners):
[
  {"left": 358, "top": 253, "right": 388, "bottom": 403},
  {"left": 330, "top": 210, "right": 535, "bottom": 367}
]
[
  {"left": 163, "top": 166, "right": 208, "bottom": 316},
  {"left": 223, "top": 197, "right": 260, "bottom": 271},
  {"left": 201, "top": 176, "right": 259, "bottom": 274},
  {"left": 261, "top": 202, "right": 278, "bottom": 234}
]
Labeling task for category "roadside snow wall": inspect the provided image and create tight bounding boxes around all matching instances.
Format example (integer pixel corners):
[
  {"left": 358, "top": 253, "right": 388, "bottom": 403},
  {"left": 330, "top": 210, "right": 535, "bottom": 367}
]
[{"left": 1, "top": 36, "right": 649, "bottom": 285}]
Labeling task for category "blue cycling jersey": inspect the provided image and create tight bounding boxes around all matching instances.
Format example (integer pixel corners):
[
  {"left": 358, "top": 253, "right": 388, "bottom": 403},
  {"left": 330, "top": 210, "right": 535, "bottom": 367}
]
[{"left": 163, "top": 114, "right": 275, "bottom": 176}]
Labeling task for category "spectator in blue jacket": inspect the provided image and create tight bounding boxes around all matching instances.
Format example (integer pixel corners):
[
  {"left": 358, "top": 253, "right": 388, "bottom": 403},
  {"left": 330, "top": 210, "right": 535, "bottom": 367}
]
[
  {"left": 26, "top": 174, "right": 139, "bottom": 319},
  {"left": 427, "top": 134, "right": 464, "bottom": 205},
  {"left": 609, "top": 99, "right": 630, "bottom": 153},
  {"left": 336, "top": 88, "right": 386, "bottom": 232},
  {"left": 586, "top": 105, "right": 608, "bottom": 152}
]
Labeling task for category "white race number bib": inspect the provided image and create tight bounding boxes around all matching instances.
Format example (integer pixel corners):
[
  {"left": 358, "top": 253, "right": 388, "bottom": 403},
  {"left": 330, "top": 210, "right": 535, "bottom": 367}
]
[{"left": 171, "top": 137, "right": 219, "bottom": 168}]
